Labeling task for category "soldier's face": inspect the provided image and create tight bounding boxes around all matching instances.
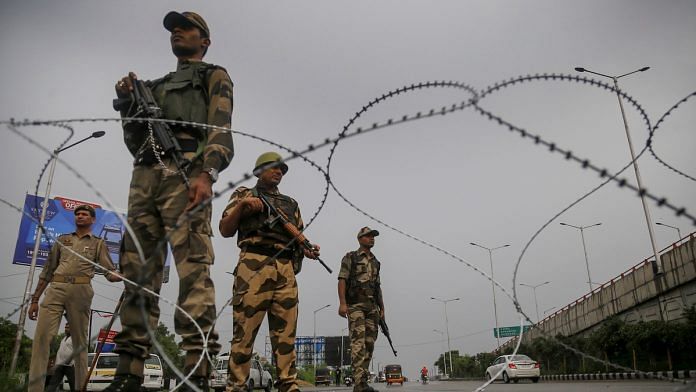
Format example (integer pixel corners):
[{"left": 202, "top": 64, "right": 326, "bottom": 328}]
[
  {"left": 74, "top": 210, "right": 95, "bottom": 228},
  {"left": 258, "top": 165, "right": 284, "bottom": 187},
  {"left": 359, "top": 234, "right": 375, "bottom": 248},
  {"left": 170, "top": 25, "right": 210, "bottom": 58}
]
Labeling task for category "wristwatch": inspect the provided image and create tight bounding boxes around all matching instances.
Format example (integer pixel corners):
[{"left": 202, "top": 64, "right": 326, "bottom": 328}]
[{"left": 203, "top": 168, "right": 219, "bottom": 183}]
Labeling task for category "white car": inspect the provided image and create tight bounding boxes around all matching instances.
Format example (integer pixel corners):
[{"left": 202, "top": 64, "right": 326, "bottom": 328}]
[
  {"left": 63, "top": 353, "right": 164, "bottom": 391},
  {"left": 485, "top": 354, "right": 540, "bottom": 384},
  {"left": 211, "top": 355, "right": 273, "bottom": 392}
]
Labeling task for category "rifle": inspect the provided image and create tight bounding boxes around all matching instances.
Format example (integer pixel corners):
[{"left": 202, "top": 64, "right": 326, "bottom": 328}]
[
  {"left": 376, "top": 289, "right": 397, "bottom": 356},
  {"left": 113, "top": 76, "right": 191, "bottom": 188},
  {"left": 256, "top": 191, "right": 332, "bottom": 274}
]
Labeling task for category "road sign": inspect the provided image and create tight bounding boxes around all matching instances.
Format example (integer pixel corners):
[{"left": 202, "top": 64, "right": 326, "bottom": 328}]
[{"left": 494, "top": 325, "right": 532, "bottom": 338}]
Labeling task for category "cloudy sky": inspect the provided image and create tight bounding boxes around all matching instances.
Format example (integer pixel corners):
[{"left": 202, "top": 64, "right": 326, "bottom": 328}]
[{"left": 1, "top": 0, "right": 695, "bottom": 381}]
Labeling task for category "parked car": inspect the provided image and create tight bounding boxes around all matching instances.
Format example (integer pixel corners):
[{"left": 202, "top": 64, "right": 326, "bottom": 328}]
[
  {"left": 485, "top": 354, "right": 540, "bottom": 384},
  {"left": 63, "top": 353, "right": 164, "bottom": 391},
  {"left": 211, "top": 355, "right": 272, "bottom": 392}
]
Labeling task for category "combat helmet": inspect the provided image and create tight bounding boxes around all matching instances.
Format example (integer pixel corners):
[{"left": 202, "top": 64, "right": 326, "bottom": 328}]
[{"left": 253, "top": 152, "right": 289, "bottom": 177}]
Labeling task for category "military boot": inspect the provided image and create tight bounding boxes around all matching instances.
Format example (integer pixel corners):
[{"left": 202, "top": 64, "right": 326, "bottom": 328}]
[
  {"left": 102, "top": 374, "right": 145, "bottom": 392},
  {"left": 363, "top": 385, "right": 378, "bottom": 392},
  {"left": 178, "top": 376, "right": 209, "bottom": 391}
]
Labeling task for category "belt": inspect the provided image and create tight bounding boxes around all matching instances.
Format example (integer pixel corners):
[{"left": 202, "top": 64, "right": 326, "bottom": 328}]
[
  {"left": 243, "top": 245, "right": 294, "bottom": 259},
  {"left": 135, "top": 138, "right": 198, "bottom": 166},
  {"left": 52, "top": 275, "right": 90, "bottom": 284}
]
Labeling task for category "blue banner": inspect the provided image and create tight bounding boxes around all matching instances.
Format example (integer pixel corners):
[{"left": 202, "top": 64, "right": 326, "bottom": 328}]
[{"left": 13, "top": 194, "right": 172, "bottom": 281}]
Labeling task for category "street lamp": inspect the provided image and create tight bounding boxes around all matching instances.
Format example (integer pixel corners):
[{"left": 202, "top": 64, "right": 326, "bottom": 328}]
[
  {"left": 560, "top": 222, "right": 601, "bottom": 291},
  {"left": 470, "top": 242, "right": 510, "bottom": 348},
  {"left": 656, "top": 222, "right": 682, "bottom": 243},
  {"left": 543, "top": 306, "right": 556, "bottom": 317},
  {"left": 574, "top": 66, "right": 662, "bottom": 275},
  {"left": 519, "top": 281, "right": 551, "bottom": 322},
  {"left": 10, "top": 131, "right": 106, "bottom": 374},
  {"left": 313, "top": 304, "right": 331, "bottom": 384},
  {"left": 430, "top": 297, "right": 459, "bottom": 377},
  {"left": 340, "top": 326, "right": 348, "bottom": 371},
  {"left": 433, "top": 329, "right": 447, "bottom": 377}
]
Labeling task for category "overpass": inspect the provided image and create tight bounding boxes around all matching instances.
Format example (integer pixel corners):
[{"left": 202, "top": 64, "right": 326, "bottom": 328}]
[{"left": 503, "top": 232, "right": 696, "bottom": 347}]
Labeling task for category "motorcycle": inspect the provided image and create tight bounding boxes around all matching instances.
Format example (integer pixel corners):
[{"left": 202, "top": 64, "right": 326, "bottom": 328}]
[
  {"left": 421, "top": 374, "right": 428, "bottom": 384},
  {"left": 344, "top": 376, "right": 353, "bottom": 387}
]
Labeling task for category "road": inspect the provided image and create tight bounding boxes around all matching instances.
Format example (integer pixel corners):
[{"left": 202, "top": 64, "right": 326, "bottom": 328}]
[{"left": 302, "top": 380, "right": 696, "bottom": 392}]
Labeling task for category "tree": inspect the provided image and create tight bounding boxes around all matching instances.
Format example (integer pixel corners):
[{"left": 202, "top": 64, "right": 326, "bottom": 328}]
[
  {"left": 0, "top": 317, "right": 32, "bottom": 373},
  {"left": 150, "top": 322, "right": 184, "bottom": 380}
]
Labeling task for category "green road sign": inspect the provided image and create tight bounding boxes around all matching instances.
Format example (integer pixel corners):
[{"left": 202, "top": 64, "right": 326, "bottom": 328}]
[{"left": 494, "top": 325, "right": 532, "bottom": 338}]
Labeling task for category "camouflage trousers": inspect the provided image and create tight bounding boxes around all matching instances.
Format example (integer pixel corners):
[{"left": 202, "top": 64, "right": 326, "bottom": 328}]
[
  {"left": 348, "top": 304, "right": 379, "bottom": 389},
  {"left": 227, "top": 250, "right": 299, "bottom": 392},
  {"left": 114, "top": 158, "right": 220, "bottom": 378},
  {"left": 28, "top": 282, "right": 92, "bottom": 392}
]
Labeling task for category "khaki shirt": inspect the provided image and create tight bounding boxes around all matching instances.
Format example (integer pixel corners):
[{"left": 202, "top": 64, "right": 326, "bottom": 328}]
[{"left": 39, "top": 232, "right": 116, "bottom": 281}]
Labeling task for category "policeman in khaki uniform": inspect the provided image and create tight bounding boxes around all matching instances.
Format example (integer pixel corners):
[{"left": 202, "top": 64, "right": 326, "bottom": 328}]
[
  {"left": 219, "top": 152, "right": 321, "bottom": 392},
  {"left": 338, "top": 227, "right": 385, "bottom": 392},
  {"left": 108, "top": 10, "right": 234, "bottom": 391},
  {"left": 27, "top": 204, "right": 121, "bottom": 392}
]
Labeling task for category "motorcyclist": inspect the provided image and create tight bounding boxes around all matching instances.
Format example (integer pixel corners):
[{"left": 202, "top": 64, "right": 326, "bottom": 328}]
[{"left": 421, "top": 366, "right": 428, "bottom": 383}]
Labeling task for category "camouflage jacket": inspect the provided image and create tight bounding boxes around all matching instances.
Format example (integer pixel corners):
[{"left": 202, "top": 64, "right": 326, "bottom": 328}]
[
  {"left": 120, "top": 59, "right": 234, "bottom": 173},
  {"left": 338, "top": 248, "right": 382, "bottom": 305}
]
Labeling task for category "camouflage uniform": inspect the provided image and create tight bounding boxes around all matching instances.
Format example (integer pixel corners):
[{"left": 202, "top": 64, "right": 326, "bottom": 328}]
[
  {"left": 28, "top": 232, "right": 117, "bottom": 392},
  {"left": 338, "top": 248, "right": 382, "bottom": 390},
  {"left": 113, "top": 60, "right": 234, "bottom": 378},
  {"left": 222, "top": 184, "right": 305, "bottom": 392}
]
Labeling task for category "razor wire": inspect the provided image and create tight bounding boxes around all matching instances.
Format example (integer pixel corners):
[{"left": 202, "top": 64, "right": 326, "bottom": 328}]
[{"left": 2, "top": 72, "right": 695, "bottom": 391}]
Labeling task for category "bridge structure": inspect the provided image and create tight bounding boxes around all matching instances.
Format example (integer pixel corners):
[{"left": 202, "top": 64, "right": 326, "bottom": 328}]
[{"left": 501, "top": 232, "right": 696, "bottom": 348}]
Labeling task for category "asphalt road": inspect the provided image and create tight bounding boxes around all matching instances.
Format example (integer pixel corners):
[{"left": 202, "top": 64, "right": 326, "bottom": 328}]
[{"left": 302, "top": 380, "right": 696, "bottom": 392}]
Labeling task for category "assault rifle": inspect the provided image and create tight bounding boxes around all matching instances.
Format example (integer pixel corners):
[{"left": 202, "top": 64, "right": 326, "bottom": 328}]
[
  {"left": 376, "top": 289, "right": 397, "bottom": 356},
  {"left": 256, "top": 192, "right": 332, "bottom": 273},
  {"left": 113, "top": 76, "right": 191, "bottom": 188}
]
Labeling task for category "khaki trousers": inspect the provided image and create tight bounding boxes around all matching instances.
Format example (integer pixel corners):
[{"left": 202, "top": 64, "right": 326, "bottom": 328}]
[{"left": 28, "top": 282, "right": 92, "bottom": 392}]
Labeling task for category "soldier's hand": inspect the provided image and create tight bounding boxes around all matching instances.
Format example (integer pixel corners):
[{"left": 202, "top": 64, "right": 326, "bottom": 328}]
[
  {"left": 185, "top": 174, "right": 214, "bottom": 212},
  {"left": 115, "top": 72, "right": 137, "bottom": 98},
  {"left": 28, "top": 302, "right": 39, "bottom": 320},
  {"left": 242, "top": 197, "right": 264, "bottom": 216},
  {"left": 338, "top": 303, "right": 348, "bottom": 318},
  {"left": 106, "top": 271, "right": 123, "bottom": 283},
  {"left": 303, "top": 244, "right": 320, "bottom": 260}
]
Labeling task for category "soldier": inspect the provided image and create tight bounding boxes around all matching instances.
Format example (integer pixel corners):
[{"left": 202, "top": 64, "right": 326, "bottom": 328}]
[
  {"left": 219, "top": 152, "right": 321, "bottom": 392},
  {"left": 337, "top": 227, "right": 385, "bottom": 392},
  {"left": 27, "top": 204, "right": 121, "bottom": 392},
  {"left": 107, "top": 11, "right": 234, "bottom": 391}
]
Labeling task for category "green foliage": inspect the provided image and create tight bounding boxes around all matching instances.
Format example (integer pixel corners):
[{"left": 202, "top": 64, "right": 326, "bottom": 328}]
[
  {"left": 296, "top": 365, "right": 315, "bottom": 384},
  {"left": 150, "top": 322, "right": 184, "bottom": 379},
  {"left": 0, "top": 317, "right": 32, "bottom": 373},
  {"left": 437, "top": 308, "right": 696, "bottom": 377}
]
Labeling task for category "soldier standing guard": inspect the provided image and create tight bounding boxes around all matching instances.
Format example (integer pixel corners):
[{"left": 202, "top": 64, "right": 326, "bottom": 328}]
[
  {"left": 338, "top": 227, "right": 385, "bottom": 392},
  {"left": 27, "top": 204, "right": 122, "bottom": 392},
  {"left": 107, "top": 10, "right": 234, "bottom": 391},
  {"left": 219, "top": 152, "right": 321, "bottom": 392}
]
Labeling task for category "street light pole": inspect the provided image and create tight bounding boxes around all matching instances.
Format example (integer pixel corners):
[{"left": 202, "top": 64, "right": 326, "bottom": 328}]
[
  {"left": 656, "top": 222, "right": 682, "bottom": 243},
  {"left": 10, "top": 131, "right": 105, "bottom": 375},
  {"left": 433, "top": 329, "right": 447, "bottom": 377},
  {"left": 560, "top": 222, "right": 601, "bottom": 291},
  {"left": 340, "top": 326, "right": 348, "bottom": 371},
  {"left": 519, "top": 281, "right": 550, "bottom": 322},
  {"left": 574, "top": 66, "right": 662, "bottom": 274},
  {"left": 470, "top": 242, "right": 509, "bottom": 348},
  {"left": 431, "top": 297, "right": 459, "bottom": 377},
  {"left": 313, "top": 304, "right": 331, "bottom": 384},
  {"left": 543, "top": 306, "right": 556, "bottom": 317}
]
